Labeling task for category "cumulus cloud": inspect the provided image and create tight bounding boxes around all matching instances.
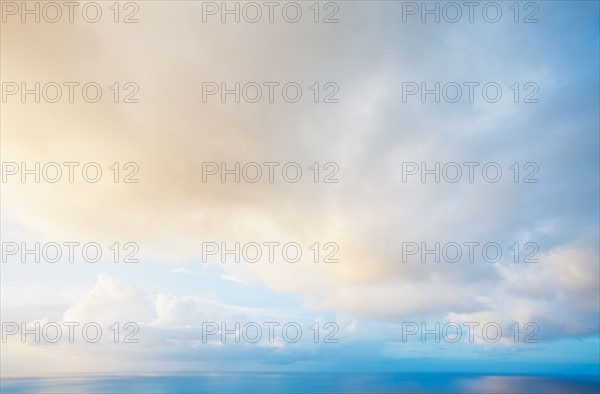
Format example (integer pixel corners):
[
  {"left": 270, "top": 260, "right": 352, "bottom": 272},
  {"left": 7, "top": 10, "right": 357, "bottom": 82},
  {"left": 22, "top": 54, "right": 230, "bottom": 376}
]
[{"left": 62, "top": 273, "right": 155, "bottom": 325}]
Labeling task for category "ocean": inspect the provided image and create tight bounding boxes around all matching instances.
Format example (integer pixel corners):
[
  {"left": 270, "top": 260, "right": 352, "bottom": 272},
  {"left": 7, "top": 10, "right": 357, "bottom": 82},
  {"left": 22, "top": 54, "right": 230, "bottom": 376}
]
[{"left": 1, "top": 373, "right": 599, "bottom": 393}]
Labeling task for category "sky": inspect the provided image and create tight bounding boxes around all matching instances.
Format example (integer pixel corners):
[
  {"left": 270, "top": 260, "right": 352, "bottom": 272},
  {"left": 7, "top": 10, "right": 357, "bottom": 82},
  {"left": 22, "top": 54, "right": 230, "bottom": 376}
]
[{"left": 0, "top": 0, "right": 599, "bottom": 378}]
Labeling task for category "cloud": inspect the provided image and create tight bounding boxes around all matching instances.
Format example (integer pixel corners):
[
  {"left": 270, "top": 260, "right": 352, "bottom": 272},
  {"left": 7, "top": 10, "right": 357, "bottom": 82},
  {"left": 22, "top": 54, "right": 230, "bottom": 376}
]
[
  {"left": 1, "top": 2, "right": 598, "bottom": 368},
  {"left": 448, "top": 236, "right": 600, "bottom": 340},
  {"left": 62, "top": 273, "right": 155, "bottom": 325}
]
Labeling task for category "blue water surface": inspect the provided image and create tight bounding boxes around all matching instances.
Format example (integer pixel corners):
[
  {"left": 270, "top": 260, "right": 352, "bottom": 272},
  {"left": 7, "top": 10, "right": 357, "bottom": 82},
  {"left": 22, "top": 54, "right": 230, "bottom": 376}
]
[{"left": 1, "top": 373, "right": 599, "bottom": 393}]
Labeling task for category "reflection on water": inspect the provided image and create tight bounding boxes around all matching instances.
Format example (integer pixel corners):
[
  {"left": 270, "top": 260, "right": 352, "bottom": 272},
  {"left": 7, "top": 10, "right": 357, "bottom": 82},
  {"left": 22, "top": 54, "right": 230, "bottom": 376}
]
[{"left": 1, "top": 373, "right": 599, "bottom": 393}]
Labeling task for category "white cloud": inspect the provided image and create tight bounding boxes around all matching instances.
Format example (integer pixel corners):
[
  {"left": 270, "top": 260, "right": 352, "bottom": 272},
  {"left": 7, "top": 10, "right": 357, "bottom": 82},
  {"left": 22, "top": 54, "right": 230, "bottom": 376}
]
[{"left": 63, "top": 273, "right": 154, "bottom": 325}]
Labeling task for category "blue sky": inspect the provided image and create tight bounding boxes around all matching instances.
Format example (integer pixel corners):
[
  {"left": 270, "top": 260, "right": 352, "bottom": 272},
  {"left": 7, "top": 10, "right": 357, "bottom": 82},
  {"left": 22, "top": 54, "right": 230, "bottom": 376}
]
[{"left": 1, "top": 0, "right": 599, "bottom": 377}]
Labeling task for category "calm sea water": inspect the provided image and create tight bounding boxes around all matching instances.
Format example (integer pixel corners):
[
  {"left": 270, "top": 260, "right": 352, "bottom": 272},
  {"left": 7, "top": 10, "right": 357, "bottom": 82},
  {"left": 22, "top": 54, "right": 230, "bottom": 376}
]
[{"left": 1, "top": 373, "right": 599, "bottom": 393}]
